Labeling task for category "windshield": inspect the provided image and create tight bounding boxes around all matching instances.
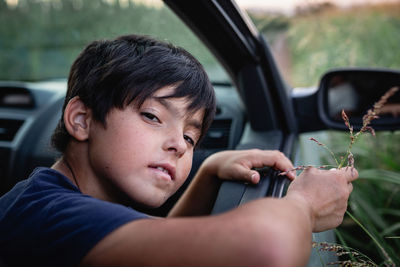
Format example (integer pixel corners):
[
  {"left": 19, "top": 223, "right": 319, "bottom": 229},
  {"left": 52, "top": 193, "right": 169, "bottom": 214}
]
[
  {"left": 0, "top": 0, "right": 230, "bottom": 84},
  {"left": 238, "top": 0, "right": 400, "bottom": 87}
]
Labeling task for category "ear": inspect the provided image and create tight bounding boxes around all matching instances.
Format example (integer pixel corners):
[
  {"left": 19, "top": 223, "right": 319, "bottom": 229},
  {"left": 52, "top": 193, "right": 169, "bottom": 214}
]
[{"left": 64, "top": 96, "right": 91, "bottom": 141}]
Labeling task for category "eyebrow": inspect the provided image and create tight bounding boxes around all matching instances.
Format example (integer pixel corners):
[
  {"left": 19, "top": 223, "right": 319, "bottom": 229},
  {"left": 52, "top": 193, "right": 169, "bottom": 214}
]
[{"left": 153, "top": 97, "right": 203, "bottom": 131}]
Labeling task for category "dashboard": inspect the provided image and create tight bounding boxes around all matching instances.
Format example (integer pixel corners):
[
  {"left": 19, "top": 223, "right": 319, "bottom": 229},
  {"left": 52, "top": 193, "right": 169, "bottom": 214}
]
[{"left": 0, "top": 80, "right": 246, "bottom": 210}]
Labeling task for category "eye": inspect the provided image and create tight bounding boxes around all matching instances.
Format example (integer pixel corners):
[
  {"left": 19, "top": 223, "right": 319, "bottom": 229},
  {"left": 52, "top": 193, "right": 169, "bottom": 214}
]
[
  {"left": 184, "top": 135, "right": 195, "bottom": 146},
  {"left": 141, "top": 112, "right": 160, "bottom": 123}
]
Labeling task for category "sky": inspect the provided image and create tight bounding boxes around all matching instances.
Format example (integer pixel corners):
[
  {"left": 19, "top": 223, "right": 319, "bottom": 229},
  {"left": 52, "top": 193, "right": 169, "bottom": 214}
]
[
  {"left": 5, "top": 0, "right": 398, "bottom": 12},
  {"left": 235, "top": 0, "right": 399, "bottom": 14}
]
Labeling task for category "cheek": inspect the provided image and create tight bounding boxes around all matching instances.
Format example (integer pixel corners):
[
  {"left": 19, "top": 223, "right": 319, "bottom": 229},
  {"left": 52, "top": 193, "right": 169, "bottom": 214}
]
[
  {"left": 110, "top": 128, "right": 147, "bottom": 157},
  {"left": 89, "top": 124, "right": 151, "bottom": 178},
  {"left": 176, "top": 154, "right": 193, "bottom": 186}
]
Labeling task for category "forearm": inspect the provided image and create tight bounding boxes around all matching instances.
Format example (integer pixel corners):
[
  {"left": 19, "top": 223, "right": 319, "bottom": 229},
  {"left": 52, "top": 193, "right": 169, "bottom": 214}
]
[
  {"left": 234, "top": 196, "right": 313, "bottom": 266},
  {"left": 168, "top": 160, "right": 221, "bottom": 217},
  {"left": 169, "top": 149, "right": 297, "bottom": 217},
  {"left": 83, "top": 196, "right": 314, "bottom": 267}
]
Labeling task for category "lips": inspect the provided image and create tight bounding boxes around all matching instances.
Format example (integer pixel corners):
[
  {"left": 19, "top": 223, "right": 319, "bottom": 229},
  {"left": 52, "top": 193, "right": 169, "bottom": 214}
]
[{"left": 149, "top": 163, "right": 175, "bottom": 181}]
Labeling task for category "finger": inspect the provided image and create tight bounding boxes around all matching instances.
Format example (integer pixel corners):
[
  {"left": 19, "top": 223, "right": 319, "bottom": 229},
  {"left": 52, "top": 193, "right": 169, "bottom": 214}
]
[
  {"left": 229, "top": 164, "right": 260, "bottom": 184},
  {"left": 342, "top": 167, "right": 358, "bottom": 182},
  {"left": 250, "top": 171, "right": 261, "bottom": 184},
  {"left": 348, "top": 182, "right": 353, "bottom": 193},
  {"left": 271, "top": 152, "right": 296, "bottom": 180},
  {"left": 248, "top": 150, "right": 295, "bottom": 180},
  {"left": 278, "top": 169, "right": 296, "bottom": 180},
  {"left": 269, "top": 151, "right": 294, "bottom": 171}
]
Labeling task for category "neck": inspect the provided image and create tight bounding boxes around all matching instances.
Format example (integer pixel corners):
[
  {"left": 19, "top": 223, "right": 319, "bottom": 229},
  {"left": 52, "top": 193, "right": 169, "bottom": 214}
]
[
  {"left": 51, "top": 142, "right": 132, "bottom": 206},
  {"left": 63, "top": 157, "right": 80, "bottom": 191}
]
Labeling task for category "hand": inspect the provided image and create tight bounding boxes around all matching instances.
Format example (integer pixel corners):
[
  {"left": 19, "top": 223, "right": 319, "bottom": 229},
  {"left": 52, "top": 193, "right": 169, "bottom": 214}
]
[
  {"left": 202, "top": 149, "right": 296, "bottom": 184},
  {"left": 286, "top": 167, "right": 358, "bottom": 232}
]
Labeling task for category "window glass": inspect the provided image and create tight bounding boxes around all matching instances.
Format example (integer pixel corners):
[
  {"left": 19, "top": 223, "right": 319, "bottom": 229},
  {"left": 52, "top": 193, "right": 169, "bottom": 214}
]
[
  {"left": 0, "top": 0, "right": 230, "bottom": 84},
  {"left": 240, "top": 1, "right": 400, "bottom": 87}
]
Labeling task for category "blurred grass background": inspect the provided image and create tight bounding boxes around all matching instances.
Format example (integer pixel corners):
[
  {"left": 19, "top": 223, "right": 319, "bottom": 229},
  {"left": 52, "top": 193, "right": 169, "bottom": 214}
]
[
  {"left": 312, "top": 131, "right": 400, "bottom": 265},
  {"left": 249, "top": 2, "right": 400, "bottom": 264},
  {"left": 0, "top": 0, "right": 217, "bottom": 81},
  {"left": 287, "top": 4, "right": 400, "bottom": 87},
  {"left": 249, "top": 2, "right": 400, "bottom": 87}
]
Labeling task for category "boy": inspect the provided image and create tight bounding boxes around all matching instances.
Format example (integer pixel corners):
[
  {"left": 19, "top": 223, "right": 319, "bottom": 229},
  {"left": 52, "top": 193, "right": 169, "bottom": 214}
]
[{"left": 0, "top": 35, "right": 357, "bottom": 267}]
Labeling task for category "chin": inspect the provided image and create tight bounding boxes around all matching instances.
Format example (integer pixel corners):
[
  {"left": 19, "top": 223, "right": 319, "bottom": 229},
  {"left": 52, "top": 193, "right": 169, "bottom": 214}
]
[{"left": 132, "top": 193, "right": 169, "bottom": 209}]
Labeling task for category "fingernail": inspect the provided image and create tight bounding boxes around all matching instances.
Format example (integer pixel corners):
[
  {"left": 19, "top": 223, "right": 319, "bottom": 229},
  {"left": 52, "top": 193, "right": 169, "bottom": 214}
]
[{"left": 251, "top": 173, "right": 258, "bottom": 183}]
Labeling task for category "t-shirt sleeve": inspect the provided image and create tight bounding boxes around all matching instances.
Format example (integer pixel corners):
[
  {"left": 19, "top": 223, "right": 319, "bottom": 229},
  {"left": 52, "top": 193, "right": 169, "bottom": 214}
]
[
  {"left": 40, "top": 194, "right": 149, "bottom": 267},
  {"left": 0, "top": 168, "right": 149, "bottom": 267}
]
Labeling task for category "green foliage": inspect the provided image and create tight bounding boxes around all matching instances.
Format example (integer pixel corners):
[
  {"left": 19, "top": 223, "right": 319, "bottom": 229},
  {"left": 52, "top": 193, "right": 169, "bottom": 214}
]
[
  {"left": 0, "top": 0, "right": 216, "bottom": 81},
  {"left": 253, "top": 4, "right": 400, "bottom": 264},
  {"left": 285, "top": 5, "right": 400, "bottom": 87},
  {"left": 248, "top": 13, "right": 290, "bottom": 43},
  {"left": 316, "top": 130, "right": 400, "bottom": 265}
]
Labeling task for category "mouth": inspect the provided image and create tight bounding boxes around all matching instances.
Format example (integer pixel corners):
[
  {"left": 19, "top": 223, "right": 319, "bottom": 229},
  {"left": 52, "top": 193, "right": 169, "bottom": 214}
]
[
  {"left": 149, "top": 164, "right": 175, "bottom": 181},
  {"left": 156, "top": 166, "right": 170, "bottom": 175}
]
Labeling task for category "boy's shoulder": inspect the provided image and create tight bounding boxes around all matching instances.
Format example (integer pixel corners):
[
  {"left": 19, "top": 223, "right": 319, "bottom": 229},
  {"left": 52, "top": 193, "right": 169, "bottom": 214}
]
[
  {"left": 0, "top": 167, "right": 149, "bottom": 267},
  {"left": 1, "top": 167, "right": 82, "bottom": 209}
]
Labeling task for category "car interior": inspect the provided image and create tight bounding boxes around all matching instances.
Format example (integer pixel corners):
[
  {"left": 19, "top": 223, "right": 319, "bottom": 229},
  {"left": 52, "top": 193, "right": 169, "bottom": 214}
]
[
  {"left": 0, "top": 0, "right": 298, "bottom": 217},
  {"left": 1, "top": 0, "right": 400, "bottom": 265},
  {"left": 0, "top": 79, "right": 247, "bottom": 216}
]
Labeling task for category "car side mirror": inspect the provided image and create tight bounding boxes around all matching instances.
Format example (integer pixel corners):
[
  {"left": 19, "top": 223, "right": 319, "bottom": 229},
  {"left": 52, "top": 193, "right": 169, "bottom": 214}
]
[{"left": 318, "top": 68, "right": 400, "bottom": 131}]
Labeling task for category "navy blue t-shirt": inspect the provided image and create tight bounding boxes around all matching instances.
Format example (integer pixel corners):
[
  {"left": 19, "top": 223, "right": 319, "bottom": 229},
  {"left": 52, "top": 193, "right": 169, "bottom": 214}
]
[{"left": 0, "top": 167, "right": 149, "bottom": 267}]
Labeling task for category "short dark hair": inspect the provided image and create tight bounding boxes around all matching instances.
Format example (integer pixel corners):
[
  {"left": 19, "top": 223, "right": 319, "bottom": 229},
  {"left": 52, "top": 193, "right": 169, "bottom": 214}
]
[{"left": 51, "top": 34, "right": 216, "bottom": 152}]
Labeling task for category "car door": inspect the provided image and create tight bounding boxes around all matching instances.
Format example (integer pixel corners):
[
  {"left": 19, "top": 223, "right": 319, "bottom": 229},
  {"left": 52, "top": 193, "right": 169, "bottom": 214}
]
[
  {"left": 164, "top": 0, "right": 299, "bottom": 214},
  {"left": 164, "top": 0, "right": 336, "bottom": 265},
  {"left": 164, "top": 0, "right": 297, "bottom": 201}
]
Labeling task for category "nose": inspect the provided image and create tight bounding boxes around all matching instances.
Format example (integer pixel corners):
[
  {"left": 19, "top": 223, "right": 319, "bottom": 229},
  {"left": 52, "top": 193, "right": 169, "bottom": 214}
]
[{"left": 163, "top": 131, "right": 187, "bottom": 158}]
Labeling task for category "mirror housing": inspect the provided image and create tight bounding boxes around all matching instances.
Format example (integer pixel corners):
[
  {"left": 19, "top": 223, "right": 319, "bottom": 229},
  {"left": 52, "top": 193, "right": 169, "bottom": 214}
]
[{"left": 318, "top": 68, "right": 400, "bottom": 131}]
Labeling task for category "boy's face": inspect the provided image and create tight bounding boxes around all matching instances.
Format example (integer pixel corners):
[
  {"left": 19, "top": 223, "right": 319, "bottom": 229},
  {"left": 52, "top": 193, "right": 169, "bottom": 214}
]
[{"left": 88, "top": 86, "right": 204, "bottom": 207}]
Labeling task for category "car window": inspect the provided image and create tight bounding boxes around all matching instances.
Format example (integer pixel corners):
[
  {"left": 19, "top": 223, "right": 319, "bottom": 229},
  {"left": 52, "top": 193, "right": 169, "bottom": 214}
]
[
  {"left": 239, "top": 1, "right": 400, "bottom": 88},
  {"left": 0, "top": 0, "right": 231, "bottom": 84},
  {"left": 238, "top": 2, "right": 400, "bottom": 264}
]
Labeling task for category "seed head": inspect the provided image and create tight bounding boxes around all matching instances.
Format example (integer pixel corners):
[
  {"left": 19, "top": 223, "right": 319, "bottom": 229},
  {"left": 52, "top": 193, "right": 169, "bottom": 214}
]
[
  {"left": 362, "top": 126, "right": 376, "bottom": 136},
  {"left": 347, "top": 152, "right": 354, "bottom": 168},
  {"left": 309, "top": 137, "right": 324, "bottom": 146},
  {"left": 360, "top": 86, "right": 399, "bottom": 133}
]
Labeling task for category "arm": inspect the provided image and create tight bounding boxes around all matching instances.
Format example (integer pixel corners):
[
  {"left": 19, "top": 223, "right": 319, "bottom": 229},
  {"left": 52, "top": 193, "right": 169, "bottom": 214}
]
[
  {"left": 81, "top": 193, "right": 314, "bottom": 267},
  {"left": 81, "top": 154, "right": 357, "bottom": 267},
  {"left": 169, "top": 149, "right": 296, "bottom": 217}
]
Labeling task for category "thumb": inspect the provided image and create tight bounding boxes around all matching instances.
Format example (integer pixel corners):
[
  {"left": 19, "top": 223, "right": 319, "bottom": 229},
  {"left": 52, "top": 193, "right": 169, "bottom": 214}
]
[
  {"left": 250, "top": 170, "right": 261, "bottom": 184},
  {"left": 230, "top": 164, "right": 260, "bottom": 184}
]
